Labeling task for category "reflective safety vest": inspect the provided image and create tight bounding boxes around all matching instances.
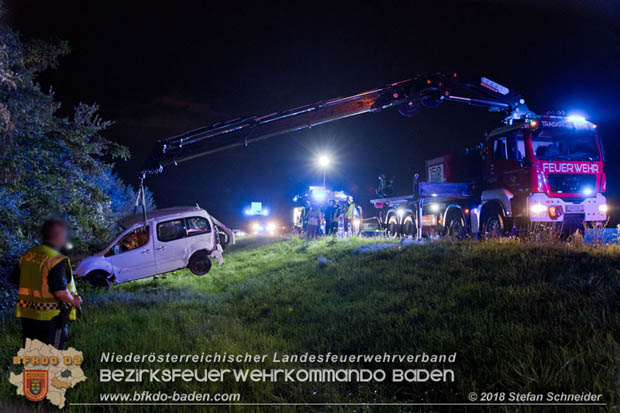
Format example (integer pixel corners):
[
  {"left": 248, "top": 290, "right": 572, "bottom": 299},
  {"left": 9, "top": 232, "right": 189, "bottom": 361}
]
[
  {"left": 344, "top": 203, "right": 359, "bottom": 218},
  {"left": 15, "top": 245, "right": 77, "bottom": 321}
]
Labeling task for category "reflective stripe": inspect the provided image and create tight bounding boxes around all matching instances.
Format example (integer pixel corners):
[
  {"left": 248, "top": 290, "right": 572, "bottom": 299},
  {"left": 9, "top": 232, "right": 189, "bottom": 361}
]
[
  {"left": 18, "top": 288, "right": 43, "bottom": 298},
  {"left": 17, "top": 299, "right": 60, "bottom": 311}
]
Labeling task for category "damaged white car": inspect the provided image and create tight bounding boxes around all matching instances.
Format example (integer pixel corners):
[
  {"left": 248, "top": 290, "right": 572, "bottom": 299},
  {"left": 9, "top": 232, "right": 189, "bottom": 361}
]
[{"left": 74, "top": 206, "right": 234, "bottom": 287}]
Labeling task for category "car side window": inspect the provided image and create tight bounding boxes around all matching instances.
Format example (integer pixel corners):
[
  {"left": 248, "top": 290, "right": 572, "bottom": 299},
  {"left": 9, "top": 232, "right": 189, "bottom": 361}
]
[
  {"left": 186, "top": 216, "right": 211, "bottom": 237},
  {"left": 157, "top": 219, "right": 186, "bottom": 242},
  {"left": 108, "top": 226, "right": 149, "bottom": 256}
]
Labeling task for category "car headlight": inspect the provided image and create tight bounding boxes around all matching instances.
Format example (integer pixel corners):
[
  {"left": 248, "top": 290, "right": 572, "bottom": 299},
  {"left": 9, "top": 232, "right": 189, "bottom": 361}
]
[{"left": 266, "top": 222, "right": 276, "bottom": 232}]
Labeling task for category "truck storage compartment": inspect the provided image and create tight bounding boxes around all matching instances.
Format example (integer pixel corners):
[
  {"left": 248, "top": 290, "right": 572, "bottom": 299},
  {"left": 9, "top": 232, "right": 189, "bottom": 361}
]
[{"left": 426, "top": 147, "right": 483, "bottom": 183}]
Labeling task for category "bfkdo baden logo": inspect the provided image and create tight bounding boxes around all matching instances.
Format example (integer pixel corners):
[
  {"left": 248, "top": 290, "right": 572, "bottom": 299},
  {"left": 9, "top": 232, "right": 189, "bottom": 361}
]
[
  {"left": 24, "top": 370, "right": 49, "bottom": 402},
  {"left": 9, "top": 339, "right": 87, "bottom": 408}
]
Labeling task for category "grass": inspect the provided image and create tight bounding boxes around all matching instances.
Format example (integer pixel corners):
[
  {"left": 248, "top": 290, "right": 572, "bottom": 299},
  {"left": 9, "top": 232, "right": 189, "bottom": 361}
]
[{"left": 1, "top": 236, "right": 620, "bottom": 412}]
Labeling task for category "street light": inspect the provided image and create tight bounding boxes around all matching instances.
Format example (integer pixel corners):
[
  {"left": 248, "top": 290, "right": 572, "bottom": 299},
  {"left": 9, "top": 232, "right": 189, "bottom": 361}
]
[{"left": 317, "top": 154, "right": 330, "bottom": 187}]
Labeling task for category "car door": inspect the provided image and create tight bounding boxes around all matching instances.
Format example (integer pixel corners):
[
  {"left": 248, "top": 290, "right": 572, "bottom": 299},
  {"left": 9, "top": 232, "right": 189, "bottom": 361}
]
[
  {"left": 154, "top": 216, "right": 214, "bottom": 274},
  {"left": 153, "top": 218, "right": 190, "bottom": 274},
  {"left": 105, "top": 225, "right": 157, "bottom": 282}
]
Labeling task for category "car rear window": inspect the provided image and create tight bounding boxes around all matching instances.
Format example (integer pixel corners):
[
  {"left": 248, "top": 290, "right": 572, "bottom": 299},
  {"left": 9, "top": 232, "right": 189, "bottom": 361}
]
[{"left": 186, "top": 216, "right": 211, "bottom": 237}]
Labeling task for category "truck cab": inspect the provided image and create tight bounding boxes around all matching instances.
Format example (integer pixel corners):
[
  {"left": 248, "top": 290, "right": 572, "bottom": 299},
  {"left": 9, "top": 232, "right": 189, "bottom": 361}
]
[{"left": 484, "top": 114, "right": 606, "bottom": 231}]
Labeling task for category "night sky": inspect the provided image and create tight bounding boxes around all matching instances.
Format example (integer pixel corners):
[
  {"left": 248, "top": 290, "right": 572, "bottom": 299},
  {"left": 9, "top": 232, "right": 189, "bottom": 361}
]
[{"left": 7, "top": 1, "right": 620, "bottom": 227}]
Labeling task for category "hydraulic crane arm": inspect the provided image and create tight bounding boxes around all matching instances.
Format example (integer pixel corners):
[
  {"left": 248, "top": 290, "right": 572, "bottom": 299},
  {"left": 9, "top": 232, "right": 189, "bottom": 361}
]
[{"left": 142, "top": 73, "right": 533, "bottom": 176}]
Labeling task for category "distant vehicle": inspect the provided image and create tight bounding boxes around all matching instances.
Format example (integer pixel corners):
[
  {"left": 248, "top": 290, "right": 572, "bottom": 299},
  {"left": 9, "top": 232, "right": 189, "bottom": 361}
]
[
  {"left": 74, "top": 206, "right": 234, "bottom": 287},
  {"left": 242, "top": 201, "right": 280, "bottom": 236},
  {"left": 293, "top": 186, "right": 351, "bottom": 235}
]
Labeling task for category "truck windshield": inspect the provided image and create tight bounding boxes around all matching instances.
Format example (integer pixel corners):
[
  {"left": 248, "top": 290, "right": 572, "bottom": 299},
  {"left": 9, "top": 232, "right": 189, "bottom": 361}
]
[{"left": 530, "top": 130, "right": 600, "bottom": 162}]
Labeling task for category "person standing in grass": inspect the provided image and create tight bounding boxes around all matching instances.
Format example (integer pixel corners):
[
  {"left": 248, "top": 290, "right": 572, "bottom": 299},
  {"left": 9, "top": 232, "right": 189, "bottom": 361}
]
[
  {"left": 344, "top": 196, "right": 360, "bottom": 236},
  {"left": 10, "top": 219, "right": 82, "bottom": 350},
  {"left": 325, "top": 199, "right": 340, "bottom": 236},
  {"left": 306, "top": 206, "right": 321, "bottom": 239}
]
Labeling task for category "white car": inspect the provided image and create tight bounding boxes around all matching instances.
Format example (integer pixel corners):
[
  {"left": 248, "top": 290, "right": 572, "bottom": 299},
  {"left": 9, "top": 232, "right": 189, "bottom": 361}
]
[{"left": 74, "top": 206, "right": 234, "bottom": 287}]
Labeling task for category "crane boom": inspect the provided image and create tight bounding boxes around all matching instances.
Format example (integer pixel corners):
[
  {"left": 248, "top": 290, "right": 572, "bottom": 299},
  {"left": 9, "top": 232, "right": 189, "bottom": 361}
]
[{"left": 142, "top": 72, "right": 533, "bottom": 176}]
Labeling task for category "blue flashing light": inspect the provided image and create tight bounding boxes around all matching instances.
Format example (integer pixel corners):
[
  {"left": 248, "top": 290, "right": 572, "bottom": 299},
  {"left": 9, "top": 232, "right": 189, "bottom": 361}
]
[
  {"left": 582, "top": 187, "right": 594, "bottom": 196},
  {"left": 311, "top": 188, "right": 327, "bottom": 202},
  {"left": 567, "top": 114, "right": 586, "bottom": 122}
]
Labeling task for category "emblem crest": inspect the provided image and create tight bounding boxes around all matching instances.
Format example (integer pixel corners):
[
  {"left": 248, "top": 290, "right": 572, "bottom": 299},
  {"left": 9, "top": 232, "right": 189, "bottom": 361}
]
[{"left": 23, "top": 370, "right": 48, "bottom": 402}]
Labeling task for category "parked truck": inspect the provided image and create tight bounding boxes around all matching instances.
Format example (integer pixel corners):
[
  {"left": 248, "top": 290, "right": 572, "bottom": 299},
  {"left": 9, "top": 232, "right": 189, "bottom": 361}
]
[
  {"left": 371, "top": 112, "right": 607, "bottom": 238},
  {"left": 139, "top": 73, "right": 608, "bottom": 239}
]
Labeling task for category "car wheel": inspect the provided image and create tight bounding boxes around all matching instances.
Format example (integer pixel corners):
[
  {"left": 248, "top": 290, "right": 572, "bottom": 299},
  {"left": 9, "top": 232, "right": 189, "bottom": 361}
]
[
  {"left": 188, "top": 250, "right": 212, "bottom": 276},
  {"left": 86, "top": 270, "right": 111, "bottom": 289}
]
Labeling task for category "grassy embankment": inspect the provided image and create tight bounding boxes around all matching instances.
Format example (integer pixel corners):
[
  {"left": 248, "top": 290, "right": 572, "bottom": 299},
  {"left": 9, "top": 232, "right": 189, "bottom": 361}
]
[{"left": 1, "top": 236, "right": 619, "bottom": 412}]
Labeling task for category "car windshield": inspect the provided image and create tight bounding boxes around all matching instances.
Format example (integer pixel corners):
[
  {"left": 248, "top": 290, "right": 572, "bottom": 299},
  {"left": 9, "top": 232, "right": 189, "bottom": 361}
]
[{"left": 531, "top": 129, "right": 600, "bottom": 161}]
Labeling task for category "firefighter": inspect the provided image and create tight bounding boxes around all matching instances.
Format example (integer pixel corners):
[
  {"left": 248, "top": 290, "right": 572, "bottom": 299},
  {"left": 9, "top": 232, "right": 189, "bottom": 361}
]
[
  {"left": 376, "top": 174, "right": 395, "bottom": 198},
  {"left": 10, "top": 219, "right": 81, "bottom": 350},
  {"left": 325, "top": 199, "right": 340, "bottom": 235},
  {"left": 343, "top": 196, "right": 360, "bottom": 236},
  {"left": 301, "top": 200, "right": 311, "bottom": 234},
  {"left": 306, "top": 205, "right": 322, "bottom": 239}
]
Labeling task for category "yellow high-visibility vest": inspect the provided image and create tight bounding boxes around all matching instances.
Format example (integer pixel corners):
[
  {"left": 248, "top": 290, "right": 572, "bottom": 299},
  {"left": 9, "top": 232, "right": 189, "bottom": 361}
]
[
  {"left": 15, "top": 245, "right": 77, "bottom": 321},
  {"left": 344, "top": 203, "right": 358, "bottom": 217}
]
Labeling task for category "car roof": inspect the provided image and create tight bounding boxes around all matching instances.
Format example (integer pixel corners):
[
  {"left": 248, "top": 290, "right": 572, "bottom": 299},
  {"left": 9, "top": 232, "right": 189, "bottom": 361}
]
[{"left": 118, "top": 206, "right": 206, "bottom": 228}]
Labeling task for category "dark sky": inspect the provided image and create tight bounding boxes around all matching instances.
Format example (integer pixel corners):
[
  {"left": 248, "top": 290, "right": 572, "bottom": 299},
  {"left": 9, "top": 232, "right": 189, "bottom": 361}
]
[{"left": 7, "top": 0, "right": 620, "bottom": 227}]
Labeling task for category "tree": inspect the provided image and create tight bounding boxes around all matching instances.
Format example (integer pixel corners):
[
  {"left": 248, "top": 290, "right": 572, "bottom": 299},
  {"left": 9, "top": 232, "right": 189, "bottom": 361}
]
[{"left": 0, "top": 8, "right": 153, "bottom": 304}]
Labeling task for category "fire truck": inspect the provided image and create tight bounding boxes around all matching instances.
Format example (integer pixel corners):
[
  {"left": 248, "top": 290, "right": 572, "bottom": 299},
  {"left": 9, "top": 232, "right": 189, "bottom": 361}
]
[
  {"left": 140, "top": 73, "right": 607, "bottom": 238},
  {"left": 292, "top": 186, "right": 350, "bottom": 234},
  {"left": 372, "top": 110, "right": 607, "bottom": 238}
]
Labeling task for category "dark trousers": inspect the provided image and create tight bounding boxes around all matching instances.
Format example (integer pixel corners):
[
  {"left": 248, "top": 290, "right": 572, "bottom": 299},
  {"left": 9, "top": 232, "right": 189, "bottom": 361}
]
[
  {"left": 326, "top": 221, "right": 338, "bottom": 235},
  {"left": 21, "top": 316, "right": 68, "bottom": 350}
]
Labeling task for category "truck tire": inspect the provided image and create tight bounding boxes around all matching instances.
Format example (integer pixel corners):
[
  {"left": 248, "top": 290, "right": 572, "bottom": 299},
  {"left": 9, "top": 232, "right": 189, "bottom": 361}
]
[
  {"left": 445, "top": 210, "right": 466, "bottom": 239},
  {"left": 401, "top": 215, "right": 416, "bottom": 237},
  {"left": 387, "top": 215, "right": 400, "bottom": 238},
  {"left": 188, "top": 250, "right": 212, "bottom": 275},
  {"left": 86, "top": 270, "right": 111, "bottom": 289},
  {"left": 482, "top": 207, "right": 505, "bottom": 238}
]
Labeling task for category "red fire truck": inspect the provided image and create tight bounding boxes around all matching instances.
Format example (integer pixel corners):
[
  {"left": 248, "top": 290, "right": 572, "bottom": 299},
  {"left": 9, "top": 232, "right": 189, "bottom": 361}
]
[{"left": 372, "top": 112, "right": 607, "bottom": 238}]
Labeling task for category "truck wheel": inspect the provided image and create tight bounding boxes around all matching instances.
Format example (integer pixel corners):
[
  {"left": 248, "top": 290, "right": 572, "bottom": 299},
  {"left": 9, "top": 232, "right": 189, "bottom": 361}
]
[
  {"left": 387, "top": 215, "right": 400, "bottom": 238},
  {"left": 86, "top": 270, "right": 111, "bottom": 289},
  {"left": 482, "top": 209, "right": 505, "bottom": 238},
  {"left": 188, "top": 250, "right": 212, "bottom": 275},
  {"left": 446, "top": 212, "right": 466, "bottom": 239},
  {"left": 401, "top": 215, "right": 416, "bottom": 237}
]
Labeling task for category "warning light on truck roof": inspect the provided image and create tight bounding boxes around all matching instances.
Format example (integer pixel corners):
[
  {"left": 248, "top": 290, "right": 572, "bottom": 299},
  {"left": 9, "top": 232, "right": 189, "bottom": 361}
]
[{"left": 567, "top": 115, "right": 586, "bottom": 122}]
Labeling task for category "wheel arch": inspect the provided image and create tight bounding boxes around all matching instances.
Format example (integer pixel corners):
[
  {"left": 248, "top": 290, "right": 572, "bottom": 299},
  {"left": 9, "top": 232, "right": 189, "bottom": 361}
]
[
  {"left": 442, "top": 204, "right": 465, "bottom": 227},
  {"left": 74, "top": 258, "right": 113, "bottom": 279},
  {"left": 480, "top": 200, "right": 506, "bottom": 223}
]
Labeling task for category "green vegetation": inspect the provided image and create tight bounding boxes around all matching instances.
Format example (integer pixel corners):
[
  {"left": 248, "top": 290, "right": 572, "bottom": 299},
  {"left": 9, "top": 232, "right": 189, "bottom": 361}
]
[
  {"left": 1, "top": 237, "right": 619, "bottom": 412},
  {"left": 0, "top": 8, "right": 155, "bottom": 311}
]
